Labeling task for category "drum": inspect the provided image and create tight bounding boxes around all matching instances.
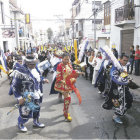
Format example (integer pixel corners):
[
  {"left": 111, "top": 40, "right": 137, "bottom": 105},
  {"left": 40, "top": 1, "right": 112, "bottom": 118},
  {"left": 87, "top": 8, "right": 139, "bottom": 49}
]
[
  {"left": 78, "top": 62, "right": 86, "bottom": 72},
  {"left": 38, "top": 60, "right": 51, "bottom": 72}
]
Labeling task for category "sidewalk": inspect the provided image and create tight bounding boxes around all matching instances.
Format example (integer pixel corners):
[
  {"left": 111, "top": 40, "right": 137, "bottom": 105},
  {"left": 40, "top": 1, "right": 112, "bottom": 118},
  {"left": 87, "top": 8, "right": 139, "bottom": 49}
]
[
  {"left": 0, "top": 72, "right": 8, "bottom": 86},
  {"left": 129, "top": 74, "right": 140, "bottom": 101}
]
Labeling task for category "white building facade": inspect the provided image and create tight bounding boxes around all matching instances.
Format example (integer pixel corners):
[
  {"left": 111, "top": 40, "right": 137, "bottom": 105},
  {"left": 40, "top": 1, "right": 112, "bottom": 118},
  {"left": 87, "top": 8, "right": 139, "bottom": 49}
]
[
  {"left": 0, "top": 0, "right": 13, "bottom": 52},
  {"left": 69, "top": 0, "right": 140, "bottom": 56},
  {"left": 0, "top": 0, "right": 33, "bottom": 53},
  {"left": 134, "top": 0, "right": 140, "bottom": 46},
  {"left": 70, "top": 0, "right": 111, "bottom": 49}
]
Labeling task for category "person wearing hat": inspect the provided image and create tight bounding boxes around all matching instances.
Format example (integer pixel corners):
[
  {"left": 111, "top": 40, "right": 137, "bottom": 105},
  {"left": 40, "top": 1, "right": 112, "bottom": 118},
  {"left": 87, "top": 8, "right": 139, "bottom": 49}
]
[{"left": 9, "top": 55, "right": 49, "bottom": 132}]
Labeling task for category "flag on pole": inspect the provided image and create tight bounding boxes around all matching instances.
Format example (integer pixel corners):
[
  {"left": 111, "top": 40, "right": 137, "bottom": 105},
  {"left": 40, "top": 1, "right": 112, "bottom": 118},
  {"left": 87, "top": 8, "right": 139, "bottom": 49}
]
[
  {"left": 74, "top": 39, "right": 78, "bottom": 61},
  {"left": 0, "top": 50, "right": 8, "bottom": 74},
  {"left": 78, "top": 39, "right": 89, "bottom": 62}
]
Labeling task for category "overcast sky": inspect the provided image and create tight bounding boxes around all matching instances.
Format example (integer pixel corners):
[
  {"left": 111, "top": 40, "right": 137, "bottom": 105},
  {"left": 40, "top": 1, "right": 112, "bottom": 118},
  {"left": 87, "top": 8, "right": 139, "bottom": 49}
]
[{"left": 18, "top": 0, "right": 73, "bottom": 32}]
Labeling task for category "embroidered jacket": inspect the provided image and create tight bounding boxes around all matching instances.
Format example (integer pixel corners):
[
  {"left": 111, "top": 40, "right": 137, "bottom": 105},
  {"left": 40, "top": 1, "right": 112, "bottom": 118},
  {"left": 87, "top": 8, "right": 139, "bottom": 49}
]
[
  {"left": 54, "top": 62, "right": 76, "bottom": 93},
  {"left": 9, "top": 64, "right": 43, "bottom": 99}
]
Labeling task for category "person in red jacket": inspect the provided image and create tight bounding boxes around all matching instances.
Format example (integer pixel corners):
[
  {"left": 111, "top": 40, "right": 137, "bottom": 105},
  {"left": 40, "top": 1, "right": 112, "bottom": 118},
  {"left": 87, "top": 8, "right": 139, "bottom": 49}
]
[{"left": 134, "top": 45, "right": 140, "bottom": 75}]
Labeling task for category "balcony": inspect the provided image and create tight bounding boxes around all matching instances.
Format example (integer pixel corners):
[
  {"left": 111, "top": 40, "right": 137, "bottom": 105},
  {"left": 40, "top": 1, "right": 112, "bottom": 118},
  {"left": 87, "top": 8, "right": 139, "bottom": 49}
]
[{"left": 115, "top": 4, "right": 135, "bottom": 28}]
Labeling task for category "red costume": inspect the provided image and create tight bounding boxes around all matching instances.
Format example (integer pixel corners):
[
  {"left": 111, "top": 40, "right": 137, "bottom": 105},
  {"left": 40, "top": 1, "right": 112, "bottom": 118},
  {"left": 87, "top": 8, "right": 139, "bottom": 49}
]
[
  {"left": 54, "top": 62, "right": 82, "bottom": 120},
  {"left": 54, "top": 62, "right": 76, "bottom": 93}
]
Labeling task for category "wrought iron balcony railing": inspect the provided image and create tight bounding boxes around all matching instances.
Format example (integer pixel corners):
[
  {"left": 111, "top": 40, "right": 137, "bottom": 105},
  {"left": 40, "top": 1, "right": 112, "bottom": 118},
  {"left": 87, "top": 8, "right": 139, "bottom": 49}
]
[{"left": 115, "top": 4, "right": 135, "bottom": 23}]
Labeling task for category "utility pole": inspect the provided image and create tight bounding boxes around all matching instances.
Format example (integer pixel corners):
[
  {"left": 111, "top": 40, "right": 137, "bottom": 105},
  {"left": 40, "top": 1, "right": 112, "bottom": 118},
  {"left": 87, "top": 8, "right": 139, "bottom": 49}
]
[
  {"left": 93, "top": 0, "right": 96, "bottom": 49},
  {"left": 94, "top": 0, "right": 96, "bottom": 49},
  {"left": 54, "top": 15, "right": 66, "bottom": 46}
]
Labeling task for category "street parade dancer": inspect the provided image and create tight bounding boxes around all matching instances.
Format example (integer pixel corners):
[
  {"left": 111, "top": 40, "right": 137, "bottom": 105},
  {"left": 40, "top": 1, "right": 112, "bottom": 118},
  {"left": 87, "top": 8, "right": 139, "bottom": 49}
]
[
  {"left": 9, "top": 55, "right": 49, "bottom": 132},
  {"left": 54, "top": 53, "right": 82, "bottom": 122},
  {"left": 50, "top": 50, "right": 63, "bottom": 100},
  {"left": 96, "top": 46, "right": 134, "bottom": 124}
]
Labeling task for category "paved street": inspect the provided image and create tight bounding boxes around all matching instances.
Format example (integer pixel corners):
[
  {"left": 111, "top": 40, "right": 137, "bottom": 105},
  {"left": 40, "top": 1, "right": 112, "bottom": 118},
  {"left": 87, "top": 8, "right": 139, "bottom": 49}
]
[{"left": 0, "top": 73, "right": 140, "bottom": 139}]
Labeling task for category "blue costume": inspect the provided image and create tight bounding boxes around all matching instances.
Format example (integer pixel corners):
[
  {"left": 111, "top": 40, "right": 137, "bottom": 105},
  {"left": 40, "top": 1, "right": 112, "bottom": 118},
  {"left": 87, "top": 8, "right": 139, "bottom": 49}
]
[
  {"left": 96, "top": 45, "right": 134, "bottom": 124},
  {"left": 9, "top": 63, "right": 44, "bottom": 129},
  {"left": 99, "top": 64, "right": 133, "bottom": 116}
]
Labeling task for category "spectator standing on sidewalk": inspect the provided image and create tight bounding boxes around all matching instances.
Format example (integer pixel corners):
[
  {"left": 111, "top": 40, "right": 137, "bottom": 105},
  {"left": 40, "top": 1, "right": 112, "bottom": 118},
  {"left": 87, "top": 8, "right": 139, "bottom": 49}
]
[
  {"left": 88, "top": 50, "right": 95, "bottom": 82},
  {"left": 134, "top": 45, "right": 140, "bottom": 76},
  {"left": 5, "top": 50, "right": 10, "bottom": 58},
  {"left": 127, "top": 45, "right": 135, "bottom": 74},
  {"left": 85, "top": 51, "right": 91, "bottom": 80},
  {"left": 92, "top": 51, "right": 103, "bottom": 86},
  {"left": 6, "top": 55, "right": 14, "bottom": 71},
  {"left": 112, "top": 48, "right": 118, "bottom": 59}
]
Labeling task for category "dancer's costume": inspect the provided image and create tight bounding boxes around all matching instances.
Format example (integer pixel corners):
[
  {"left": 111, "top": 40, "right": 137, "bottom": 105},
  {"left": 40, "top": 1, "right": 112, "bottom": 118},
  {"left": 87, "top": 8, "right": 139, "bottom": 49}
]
[
  {"left": 54, "top": 62, "right": 82, "bottom": 120},
  {"left": 96, "top": 46, "right": 133, "bottom": 116},
  {"left": 9, "top": 62, "right": 45, "bottom": 131},
  {"left": 50, "top": 50, "right": 62, "bottom": 94}
]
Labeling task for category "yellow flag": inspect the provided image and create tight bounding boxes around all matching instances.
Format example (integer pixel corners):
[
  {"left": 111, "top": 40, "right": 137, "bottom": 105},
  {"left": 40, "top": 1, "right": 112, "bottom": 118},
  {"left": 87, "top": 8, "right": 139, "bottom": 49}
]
[
  {"left": 64, "top": 46, "right": 68, "bottom": 52},
  {"left": 41, "top": 46, "right": 44, "bottom": 51},
  {"left": 74, "top": 39, "right": 78, "bottom": 61},
  {"left": 0, "top": 65, "right": 8, "bottom": 74},
  {"left": 67, "top": 46, "right": 70, "bottom": 51}
]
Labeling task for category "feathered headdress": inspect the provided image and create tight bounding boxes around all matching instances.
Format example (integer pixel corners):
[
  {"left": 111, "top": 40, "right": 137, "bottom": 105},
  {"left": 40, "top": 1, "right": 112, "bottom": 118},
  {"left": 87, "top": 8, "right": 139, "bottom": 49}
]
[{"left": 100, "top": 45, "right": 123, "bottom": 71}]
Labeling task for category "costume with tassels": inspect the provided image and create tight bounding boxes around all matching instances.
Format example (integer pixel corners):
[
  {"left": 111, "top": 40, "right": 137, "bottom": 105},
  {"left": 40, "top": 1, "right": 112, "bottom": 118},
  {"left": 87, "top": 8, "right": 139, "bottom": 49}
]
[
  {"left": 8, "top": 55, "right": 47, "bottom": 132},
  {"left": 96, "top": 46, "right": 134, "bottom": 124},
  {"left": 54, "top": 61, "right": 82, "bottom": 121}
]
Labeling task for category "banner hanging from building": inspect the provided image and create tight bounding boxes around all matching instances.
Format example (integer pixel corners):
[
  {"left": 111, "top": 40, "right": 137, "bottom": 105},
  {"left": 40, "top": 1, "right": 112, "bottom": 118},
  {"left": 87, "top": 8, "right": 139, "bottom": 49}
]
[{"left": 2, "top": 28, "right": 15, "bottom": 38}]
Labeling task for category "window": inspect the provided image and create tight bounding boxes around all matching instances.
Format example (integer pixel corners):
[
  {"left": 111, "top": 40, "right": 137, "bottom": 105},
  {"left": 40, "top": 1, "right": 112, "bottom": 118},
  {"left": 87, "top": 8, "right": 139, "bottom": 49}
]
[
  {"left": 10, "top": 18, "right": 13, "bottom": 27},
  {"left": 92, "top": 1, "right": 102, "bottom": 11},
  {"left": 76, "top": 4, "right": 81, "bottom": 16},
  {"left": 76, "top": 23, "right": 78, "bottom": 32},
  {"left": 66, "top": 28, "right": 69, "bottom": 35},
  {"left": 104, "top": 1, "right": 111, "bottom": 25},
  {"left": 92, "top": 19, "right": 102, "bottom": 24},
  {"left": 79, "top": 20, "right": 83, "bottom": 31},
  {"left": 124, "top": 0, "right": 134, "bottom": 5},
  {"left": 0, "top": 2, "right": 5, "bottom": 24}
]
